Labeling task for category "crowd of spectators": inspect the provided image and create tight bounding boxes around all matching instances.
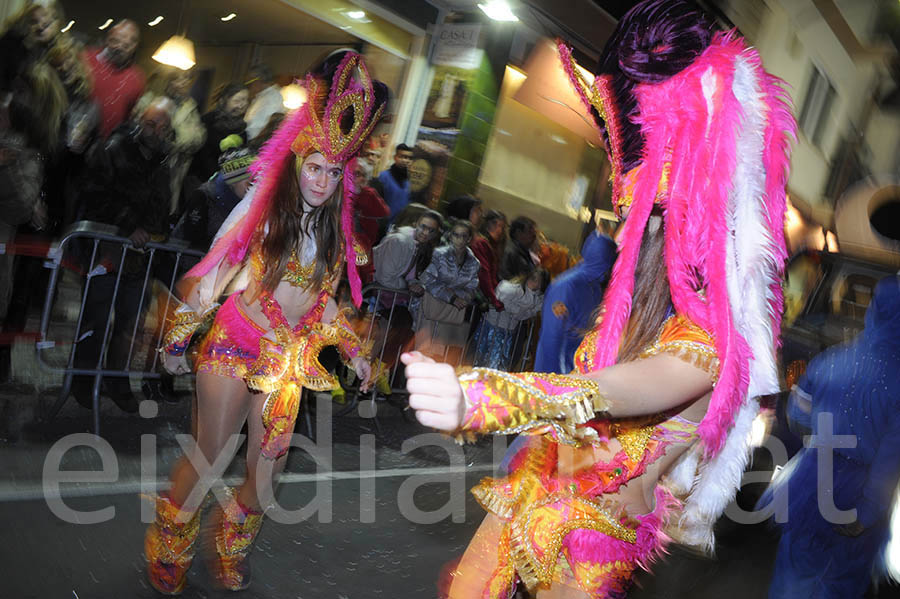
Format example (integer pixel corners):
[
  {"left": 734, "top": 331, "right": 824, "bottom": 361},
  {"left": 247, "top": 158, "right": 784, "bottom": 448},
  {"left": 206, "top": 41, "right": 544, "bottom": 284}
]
[
  {"left": 0, "top": 3, "right": 604, "bottom": 405},
  {"left": 0, "top": 4, "right": 290, "bottom": 395}
]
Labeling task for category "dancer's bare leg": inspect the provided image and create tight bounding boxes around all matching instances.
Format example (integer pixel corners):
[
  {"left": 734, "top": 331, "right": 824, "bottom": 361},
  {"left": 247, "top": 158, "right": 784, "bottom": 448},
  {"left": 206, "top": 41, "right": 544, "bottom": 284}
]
[
  {"left": 447, "top": 514, "right": 503, "bottom": 599},
  {"left": 236, "top": 390, "right": 289, "bottom": 510},
  {"left": 168, "top": 373, "right": 253, "bottom": 513}
]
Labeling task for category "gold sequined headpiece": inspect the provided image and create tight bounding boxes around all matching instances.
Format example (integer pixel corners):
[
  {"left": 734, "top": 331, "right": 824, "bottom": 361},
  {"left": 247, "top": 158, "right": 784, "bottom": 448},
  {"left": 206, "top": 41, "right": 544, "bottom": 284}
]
[{"left": 290, "top": 52, "right": 384, "bottom": 163}]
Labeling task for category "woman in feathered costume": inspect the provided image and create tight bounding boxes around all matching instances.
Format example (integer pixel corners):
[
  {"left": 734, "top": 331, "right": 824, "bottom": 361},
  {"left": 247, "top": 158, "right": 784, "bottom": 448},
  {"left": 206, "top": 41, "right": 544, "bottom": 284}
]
[
  {"left": 145, "top": 51, "right": 387, "bottom": 594},
  {"left": 404, "top": 0, "right": 795, "bottom": 596}
]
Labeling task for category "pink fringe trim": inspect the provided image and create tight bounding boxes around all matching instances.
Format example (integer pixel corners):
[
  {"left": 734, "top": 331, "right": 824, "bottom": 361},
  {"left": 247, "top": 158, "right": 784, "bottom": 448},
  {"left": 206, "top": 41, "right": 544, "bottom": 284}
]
[{"left": 563, "top": 486, "right": 680, "bottom": 573}]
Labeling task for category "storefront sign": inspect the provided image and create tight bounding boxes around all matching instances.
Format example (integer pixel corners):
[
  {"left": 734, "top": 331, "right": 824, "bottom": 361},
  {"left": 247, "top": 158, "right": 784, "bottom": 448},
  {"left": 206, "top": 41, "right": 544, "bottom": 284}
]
[{"left": 432, "top": 23, "right": 482, "bottom": 70}]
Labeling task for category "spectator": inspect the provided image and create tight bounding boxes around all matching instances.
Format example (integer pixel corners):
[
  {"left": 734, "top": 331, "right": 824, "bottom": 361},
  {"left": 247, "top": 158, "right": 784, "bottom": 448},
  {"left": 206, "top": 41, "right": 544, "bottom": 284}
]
[
  {"left": 177, "top": 135, "right": 255, "bottom": 251},
  {"left": 499, "top": 215, "right": 537, "bottom": 280},
  {"left": 47, "top": 34, "right": 100, "bottom": 156},
  {"left": 761, "top": 275, "right": 900, "bottom": 598},
  {"left": 372, "top": 143, "right": 413, "bottom": 223},
  {"left": 373, "top": 209, "right": 443, "bottom": 299},
  {"left": 83, "top": 19, "right": 145, "bottom": 139},
  {"left": 446, "top": 194, "right": 484, "bottom": 229},
  {"left": 71, "top": 98, "right": 175, "bottom": 412},
  {"left": 534, "top": 227, "right": 617, "bottom": 373},
  {"left": 415, "top": 220, "right": 480, "bottom": 357},
  {"left": 0, "top": 2, "right": 66, "bottom": 379},
  {"left": 187, "top": 82, "right": 249, "bottom": 190},
  {"left": 474, "top": 268, "right": 548, "bottom": 369},
  {"left": 352, "top": 157, "right": 389, "bottom": 284},
  {"left": 244, "top": 63, "right": 285, "bottom": 139},
  {"left": 248, "top": 111, "right": 285, "bottom": 153},
  {"left": 470, "top": 209, "right": 507, "bottom": 311},
  {"left": 135, "top": 69, "right": 206, "bottom": 216}
]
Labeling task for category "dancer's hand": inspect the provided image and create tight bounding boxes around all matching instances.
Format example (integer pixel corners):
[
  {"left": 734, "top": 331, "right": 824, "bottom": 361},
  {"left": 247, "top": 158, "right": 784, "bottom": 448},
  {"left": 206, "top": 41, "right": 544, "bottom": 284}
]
[
  {"left": 160, "top": 351, "right": 190, "bottom": 376},
  {"left": 401, "top": 351, "right": 466, "bottom": 431},
  {"left": 352, "top": 356, "right": 373, "bottom": 392}
]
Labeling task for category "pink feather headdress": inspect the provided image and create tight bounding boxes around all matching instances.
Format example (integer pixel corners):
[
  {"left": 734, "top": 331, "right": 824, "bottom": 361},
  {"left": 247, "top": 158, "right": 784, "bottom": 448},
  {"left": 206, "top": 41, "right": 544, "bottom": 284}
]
[
  {"left": 560, "top": 33, "right": 796, "bottom": 457},
  {"left": 185, "top": 51, "right": 385, "bottom": 307}
]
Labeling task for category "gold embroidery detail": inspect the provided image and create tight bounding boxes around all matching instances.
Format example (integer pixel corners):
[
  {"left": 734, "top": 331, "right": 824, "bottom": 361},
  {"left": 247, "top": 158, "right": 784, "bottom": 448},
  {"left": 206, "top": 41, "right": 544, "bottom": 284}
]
[
  {"left": 283, "top": 248, "right": 315, "bottom": 287},
  {"left": 638, "top": 314, "right": 719, "bottom": 383},
  {"left": 611, "top": 423, "right": 656, "bottom": 462}
]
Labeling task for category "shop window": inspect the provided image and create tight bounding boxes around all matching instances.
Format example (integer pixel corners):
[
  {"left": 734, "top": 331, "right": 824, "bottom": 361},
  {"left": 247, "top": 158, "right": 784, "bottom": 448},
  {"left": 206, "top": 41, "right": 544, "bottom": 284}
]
[{"left": 798, "top": 65, "right": 836, "bottom": 148}]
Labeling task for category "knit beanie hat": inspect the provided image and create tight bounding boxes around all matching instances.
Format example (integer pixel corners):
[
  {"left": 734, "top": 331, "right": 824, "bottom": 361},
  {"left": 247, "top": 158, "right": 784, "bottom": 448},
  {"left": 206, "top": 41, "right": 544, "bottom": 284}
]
[{"left": 218, "top": 134, "right": 256, "bottom": 183}]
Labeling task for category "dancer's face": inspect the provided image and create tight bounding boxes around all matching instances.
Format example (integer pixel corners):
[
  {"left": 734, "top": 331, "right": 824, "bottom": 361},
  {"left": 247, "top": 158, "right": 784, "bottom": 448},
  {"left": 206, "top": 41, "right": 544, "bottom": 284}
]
[{"left": 299, "top": 152, "right": 343, "bottom": 208}]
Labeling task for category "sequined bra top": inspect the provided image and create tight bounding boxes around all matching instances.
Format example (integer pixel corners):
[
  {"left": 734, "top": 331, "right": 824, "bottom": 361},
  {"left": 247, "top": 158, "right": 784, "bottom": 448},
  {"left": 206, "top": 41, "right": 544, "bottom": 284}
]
[{"left": 249, "top": 245, "right": 315, "bottom": 288}]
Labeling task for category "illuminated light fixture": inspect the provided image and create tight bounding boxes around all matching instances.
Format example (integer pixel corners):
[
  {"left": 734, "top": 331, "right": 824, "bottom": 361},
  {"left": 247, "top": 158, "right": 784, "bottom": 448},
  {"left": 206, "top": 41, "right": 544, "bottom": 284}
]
[
  {"left": 220, "top": 13, "right": 236, "bottom": 22},
  {"left": 281, "top": 83, "right": 308, "bottom": 111},
  {"left": 60, "top": 20, "right": 74, "bottom": 33},
  {"left": 478, "top": 0, "right": 519, "bottom": 22},
  {"left": 98, "top": 18, "right": 113, "bottom": 30},
  {"left": 148, "top": 16, "right": 164, "bottom": 26},
  {"left": 341, "top": 9, "right": 370, "bottom": 23},
  {"left": 152, "top": 35, "right": 196, "bottom": 70},
  {"left": 549, "top": 134, "right": 568, "bottom": 145}
]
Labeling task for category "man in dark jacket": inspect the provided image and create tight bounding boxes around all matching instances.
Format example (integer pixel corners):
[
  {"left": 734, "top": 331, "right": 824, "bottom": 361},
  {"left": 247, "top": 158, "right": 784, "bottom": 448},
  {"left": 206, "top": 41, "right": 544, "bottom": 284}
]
[
  {"left": 72, "top": 98, "right": 174, "bottom": 412},
  {"left": 499, "top": 216, "right": 537, "bottom": 281},
  {"left": 178, "top": 138, "right": 255, "bottom": 250}
]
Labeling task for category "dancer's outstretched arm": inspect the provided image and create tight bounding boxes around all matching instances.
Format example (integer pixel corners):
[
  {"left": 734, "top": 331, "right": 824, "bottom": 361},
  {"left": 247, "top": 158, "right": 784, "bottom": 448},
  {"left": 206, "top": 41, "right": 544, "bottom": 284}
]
[{"left": 402, "top": 350, "right": 712, "bottom": 441}]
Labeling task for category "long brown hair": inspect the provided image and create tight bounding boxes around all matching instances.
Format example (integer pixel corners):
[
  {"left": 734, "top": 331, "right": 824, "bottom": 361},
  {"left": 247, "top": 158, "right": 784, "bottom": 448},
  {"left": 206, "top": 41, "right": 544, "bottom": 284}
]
[
  {"left": 259, "top": 156, "right": 343, "bottom": 294},
  {"left": 613, "top": 212, "right": 672, "bottom": 363}
]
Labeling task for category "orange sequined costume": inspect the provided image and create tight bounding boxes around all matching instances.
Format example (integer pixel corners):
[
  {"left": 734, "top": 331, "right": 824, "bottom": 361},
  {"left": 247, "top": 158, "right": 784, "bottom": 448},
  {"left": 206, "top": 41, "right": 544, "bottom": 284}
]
[
  {"left": 455, "top": 314, "right": 719, "bottom": 596},
  {"left": 176, "top": 236, "right": 369, "bottom": 459}
]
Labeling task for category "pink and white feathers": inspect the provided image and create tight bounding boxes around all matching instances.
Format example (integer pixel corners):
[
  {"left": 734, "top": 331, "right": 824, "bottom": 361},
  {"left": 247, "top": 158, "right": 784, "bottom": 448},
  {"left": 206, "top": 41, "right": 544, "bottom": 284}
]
[{"left": 560, "top": 33, "right": 796, "bottom": 551}]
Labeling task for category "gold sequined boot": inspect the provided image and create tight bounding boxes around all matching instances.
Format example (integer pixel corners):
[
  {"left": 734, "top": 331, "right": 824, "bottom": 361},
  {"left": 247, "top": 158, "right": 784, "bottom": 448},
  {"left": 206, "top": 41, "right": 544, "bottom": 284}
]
[
  {"left": 208, "top": 488, "right": 264, "bottom": 591},
  {"left": 144, "top": 494, "right": 201, "bottom": 595}
]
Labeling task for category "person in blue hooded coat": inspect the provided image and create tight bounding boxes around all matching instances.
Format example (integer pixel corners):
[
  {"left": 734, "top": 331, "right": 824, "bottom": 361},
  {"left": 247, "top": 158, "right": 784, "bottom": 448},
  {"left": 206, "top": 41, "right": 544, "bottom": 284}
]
[
  {"left": 533, "top": 227, "right": 617, "bottom": 374},
  {"left": 764, "top": 275, "right": 900, "bottom": 598}
]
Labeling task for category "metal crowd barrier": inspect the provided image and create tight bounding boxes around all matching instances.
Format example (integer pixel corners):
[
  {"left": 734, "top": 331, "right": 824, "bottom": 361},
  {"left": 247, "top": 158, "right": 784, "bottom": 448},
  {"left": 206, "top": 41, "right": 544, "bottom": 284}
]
[
  {"left": 36, "top": 222, "right": 204, "bottom": 434},
  {"left": 336, "top": 283, "right": 539, "bottom": 431},
  {"left": 34, "top": 225, "right": 540, "bottom": 437}
]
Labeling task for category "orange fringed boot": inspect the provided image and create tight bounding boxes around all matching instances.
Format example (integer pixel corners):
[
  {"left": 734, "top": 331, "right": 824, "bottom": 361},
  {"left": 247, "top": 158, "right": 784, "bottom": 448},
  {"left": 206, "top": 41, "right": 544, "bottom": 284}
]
[
  {"left": 208, "top": 488, "right": 264, "bottom": 591},
  {"left": 144, "top": 494, "right": 201, "bottom": 595}
]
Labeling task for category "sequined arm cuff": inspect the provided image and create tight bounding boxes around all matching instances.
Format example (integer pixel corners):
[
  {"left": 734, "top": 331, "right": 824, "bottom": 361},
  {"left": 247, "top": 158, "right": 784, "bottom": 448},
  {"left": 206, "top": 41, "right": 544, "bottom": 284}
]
[
  {"left": 454, "top": 368, "right": 609, "bottom": 442},
  {"left": 332, "top": 309, "right": 372, "bottom": 362},
  {"left": 162, "top": 302, "right": 218, "bottom": 356}
]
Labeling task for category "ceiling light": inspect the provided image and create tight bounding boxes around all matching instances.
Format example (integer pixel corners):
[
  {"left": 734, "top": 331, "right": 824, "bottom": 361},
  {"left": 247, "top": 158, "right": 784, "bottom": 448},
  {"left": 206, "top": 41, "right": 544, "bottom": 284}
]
[
  {"left": 281, "top": 84, "right": 307, "bottom": 111},
  {"left": 342, "top": 9, "right": 370, "bottom": 23},
  {"left": 478, "top": 0, "right": 519, "bottom": 22},
  {"left": 148, "top": 16, "right": 164, "bottom": 27},
  {"left": 152, "top": 35, "right": 196, "bottom": 70},
  {"left": 220, "top": 13, "right": 236, "bottom": 22},
  {"left": 98, "top": 18, "right": 113, "bottom": 30},
  {"left": 60, "top": 20, "right": 74, "bottom": 33}
]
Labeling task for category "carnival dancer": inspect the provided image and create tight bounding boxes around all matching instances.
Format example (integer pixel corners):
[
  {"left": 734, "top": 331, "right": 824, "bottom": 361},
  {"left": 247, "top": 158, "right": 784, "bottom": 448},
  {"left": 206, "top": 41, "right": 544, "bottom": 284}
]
[
  {"left": 403, "top": 1, "right": 796, "bottom": 596},
  {"left": 146, "top": 51, "right": 386, "bottom": 594}
]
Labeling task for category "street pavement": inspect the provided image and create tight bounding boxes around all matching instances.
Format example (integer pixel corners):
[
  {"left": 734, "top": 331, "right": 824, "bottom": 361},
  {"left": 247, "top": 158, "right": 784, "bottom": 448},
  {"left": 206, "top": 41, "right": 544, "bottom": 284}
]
[{"left": 2, "top": 383, "right": 900, "bottom": 598}]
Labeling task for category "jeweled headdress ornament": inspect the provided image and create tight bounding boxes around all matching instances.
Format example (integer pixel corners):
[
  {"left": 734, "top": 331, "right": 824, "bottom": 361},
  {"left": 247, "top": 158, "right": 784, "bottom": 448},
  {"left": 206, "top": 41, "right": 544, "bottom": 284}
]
[
  {"left": 559, "top": 0, "right": 796, "bottom": 550},
  {"left": 185, "top": 51, "right": 387, "bottom": 307}
]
